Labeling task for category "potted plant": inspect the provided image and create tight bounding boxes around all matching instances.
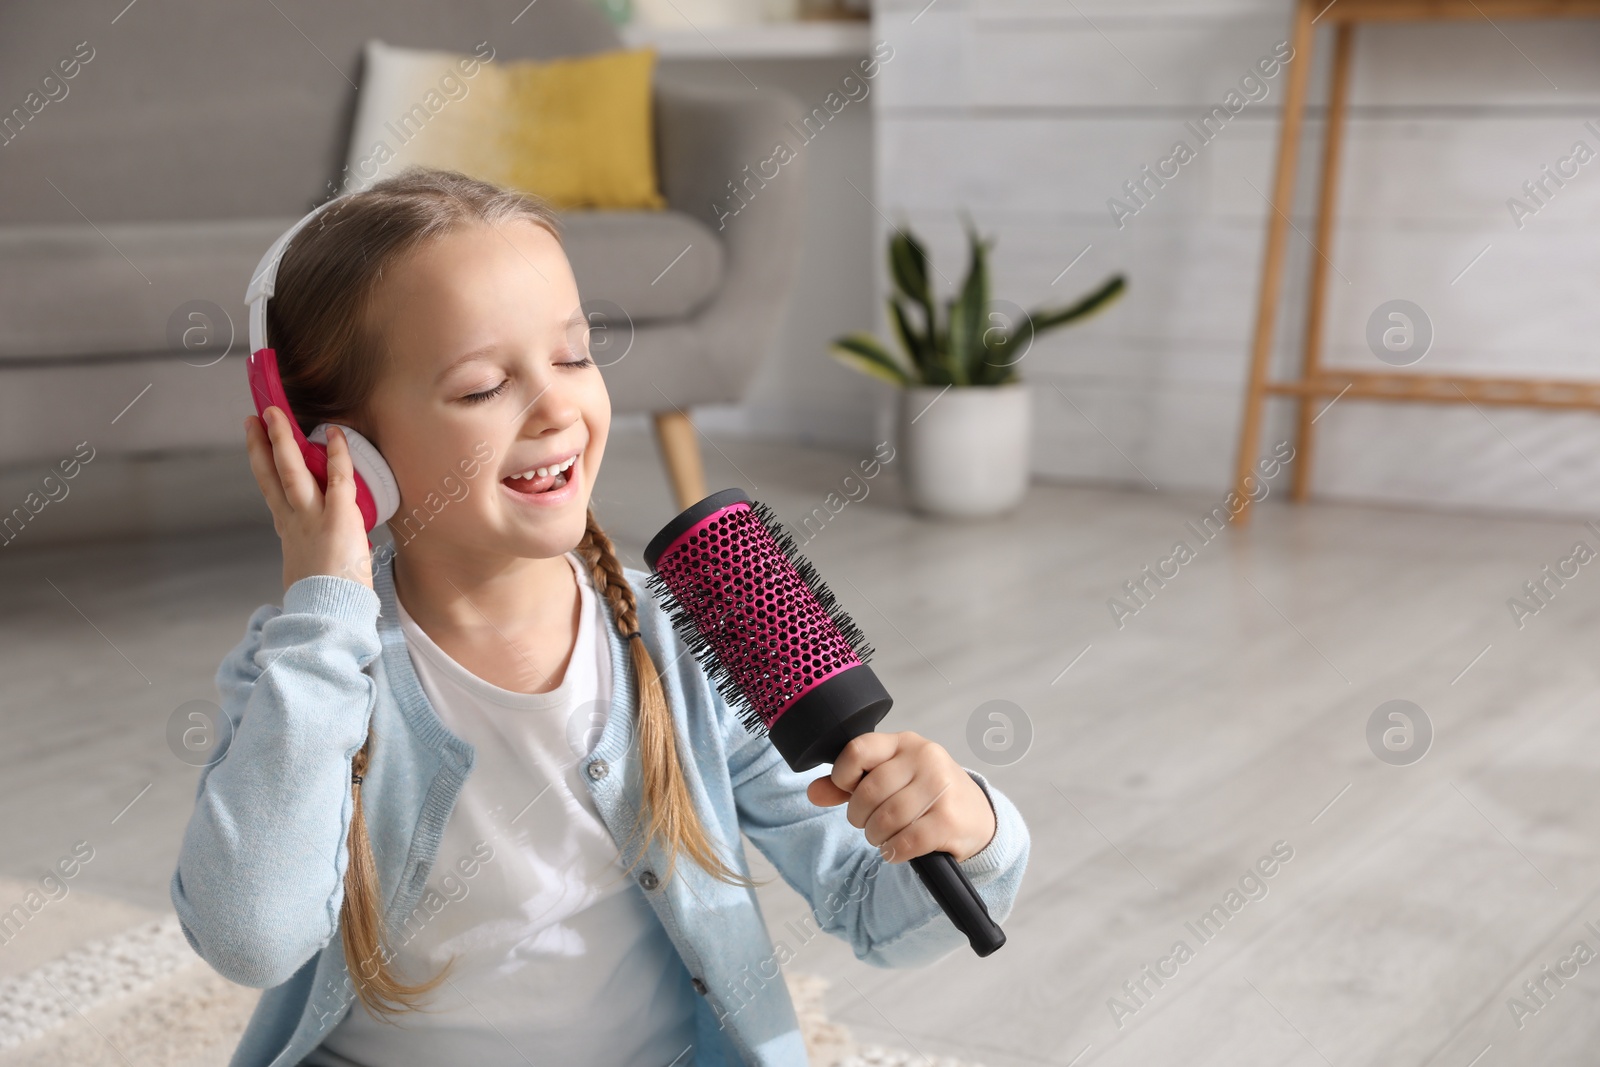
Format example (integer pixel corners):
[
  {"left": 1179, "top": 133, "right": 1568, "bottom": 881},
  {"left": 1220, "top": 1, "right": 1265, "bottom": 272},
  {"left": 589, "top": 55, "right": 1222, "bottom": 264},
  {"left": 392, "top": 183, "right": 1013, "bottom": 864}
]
[{"left": 831, "top": 218, "right": 1126, "bottom": 518}]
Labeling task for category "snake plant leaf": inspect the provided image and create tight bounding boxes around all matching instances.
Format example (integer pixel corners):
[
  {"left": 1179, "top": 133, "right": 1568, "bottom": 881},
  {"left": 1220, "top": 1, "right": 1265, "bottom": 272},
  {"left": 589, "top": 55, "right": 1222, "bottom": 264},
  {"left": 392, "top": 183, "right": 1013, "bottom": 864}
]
[
  {"left": 948, "top": 224, "right": 991, "bottom": 385},
  {"left": 830, "top": 333, "right": 914, "bottom": 387},
  {"left": 945, "top": 296, "right": 971, "bottom": 386},
  {"left": 888, "top": 297, "right": 929, "bottom": 379},
  {"left": 1027, "top": 274, "right": 1127, "bottom": 333},
  {"left": 929, "top": 318, "right": 951, "bottom": 386},
  {"left": 889, "top": 228, "right": 933, "bottom": 323},
  {"left": 978, "top": 308, "right": 1035, "bottom": 385},
  {"left": 829, "top": 219, "right": 1127, "bottom": 391}
]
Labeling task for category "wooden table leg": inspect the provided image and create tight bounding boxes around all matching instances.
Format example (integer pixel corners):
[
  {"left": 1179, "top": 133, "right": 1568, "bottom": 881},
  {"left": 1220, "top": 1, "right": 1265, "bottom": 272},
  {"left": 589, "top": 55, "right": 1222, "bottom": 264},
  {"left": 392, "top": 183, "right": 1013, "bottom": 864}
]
[
  {"left": 652, "top": 409, "right": 710, "bottom": 511},
  {"left": 1292, "top": 21, "right": 1356, "bottom": 503},
  {"left": 1232, "top": 0, "right": 1319, "bottom": 525}
]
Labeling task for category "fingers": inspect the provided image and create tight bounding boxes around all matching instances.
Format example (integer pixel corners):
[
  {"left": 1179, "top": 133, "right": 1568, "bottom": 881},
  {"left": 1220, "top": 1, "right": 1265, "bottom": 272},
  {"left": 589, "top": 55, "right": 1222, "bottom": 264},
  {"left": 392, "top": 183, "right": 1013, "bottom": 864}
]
[
  {"left": 828, "top": 731, "right": 900, "bottom": 795},
  {"left": 876, "top": 804, "right": 946, "bottom": 864},
  {"left": 864, "top": 772, "right": 953, "bottom": 855},
  {"left": 262, "top": 406, "right": 320, "bottom": 512},
  {"left": 806, "top": 776, "right": 852, "bottom": 807},
  {"left": 244, "top": 416, "right": 290, "bottom": 519},
  {"left": 857, "top": 758, "right": 934, "bottom": 844},
  {"left": 844, "top": 756, "right": 914, "bottom": 831},
  {"left": 324, "top": 425, "right": 358, "bottom": 507},
  {"left": 828, "top": 733, "right": 963, "bottom": 863}
]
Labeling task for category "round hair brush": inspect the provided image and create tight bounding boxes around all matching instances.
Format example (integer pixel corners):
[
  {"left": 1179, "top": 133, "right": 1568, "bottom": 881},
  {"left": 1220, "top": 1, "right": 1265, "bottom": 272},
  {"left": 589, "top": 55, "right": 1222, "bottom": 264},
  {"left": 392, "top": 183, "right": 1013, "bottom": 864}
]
[{"left": 644, "top": 488, "right": 1006, "bottom": 957}]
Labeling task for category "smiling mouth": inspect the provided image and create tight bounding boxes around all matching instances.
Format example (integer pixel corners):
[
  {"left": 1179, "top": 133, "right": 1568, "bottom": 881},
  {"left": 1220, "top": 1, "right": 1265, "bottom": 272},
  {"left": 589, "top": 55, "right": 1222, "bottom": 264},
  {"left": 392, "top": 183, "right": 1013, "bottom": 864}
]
[{"left": 502, "top": 453, "right": 578, "bottom": 495}]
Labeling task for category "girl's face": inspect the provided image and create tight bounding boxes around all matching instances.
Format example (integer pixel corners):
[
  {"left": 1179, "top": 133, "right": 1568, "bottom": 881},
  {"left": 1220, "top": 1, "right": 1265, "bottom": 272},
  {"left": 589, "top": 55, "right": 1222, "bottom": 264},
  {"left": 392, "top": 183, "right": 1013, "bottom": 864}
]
[{"left": 362, "top": 217, "right": 609, "bottom": 561}]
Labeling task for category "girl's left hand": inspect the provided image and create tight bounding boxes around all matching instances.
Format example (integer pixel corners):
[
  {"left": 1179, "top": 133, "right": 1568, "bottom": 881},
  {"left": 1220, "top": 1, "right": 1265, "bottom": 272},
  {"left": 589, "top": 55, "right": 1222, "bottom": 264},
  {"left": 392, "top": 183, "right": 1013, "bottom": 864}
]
[{"left": 806, "top": 732, "right": 996, "bottom": 864}]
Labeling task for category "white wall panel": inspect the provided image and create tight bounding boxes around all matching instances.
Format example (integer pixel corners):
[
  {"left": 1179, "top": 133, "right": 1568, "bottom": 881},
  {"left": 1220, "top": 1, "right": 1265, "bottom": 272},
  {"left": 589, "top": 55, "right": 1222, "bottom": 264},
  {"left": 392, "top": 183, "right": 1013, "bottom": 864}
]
[{"left": 871, "top": 0, "right": 1600, "bottom": 515}]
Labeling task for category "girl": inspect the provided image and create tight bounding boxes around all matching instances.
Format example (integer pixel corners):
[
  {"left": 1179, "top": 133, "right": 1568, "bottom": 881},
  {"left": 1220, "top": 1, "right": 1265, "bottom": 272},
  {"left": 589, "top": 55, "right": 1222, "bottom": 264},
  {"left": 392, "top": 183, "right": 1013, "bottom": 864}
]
[{"left": 170, "top": 167, "right": 1029, "bottom": 1067}]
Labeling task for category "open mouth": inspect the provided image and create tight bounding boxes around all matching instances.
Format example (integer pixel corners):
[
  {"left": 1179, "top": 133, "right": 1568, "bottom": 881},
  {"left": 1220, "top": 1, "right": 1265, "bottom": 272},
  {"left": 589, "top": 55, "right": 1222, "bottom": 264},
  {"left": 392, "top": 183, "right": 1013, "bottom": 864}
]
[{"left": 502, "top": 452, "right": 579, "bottom": 496}]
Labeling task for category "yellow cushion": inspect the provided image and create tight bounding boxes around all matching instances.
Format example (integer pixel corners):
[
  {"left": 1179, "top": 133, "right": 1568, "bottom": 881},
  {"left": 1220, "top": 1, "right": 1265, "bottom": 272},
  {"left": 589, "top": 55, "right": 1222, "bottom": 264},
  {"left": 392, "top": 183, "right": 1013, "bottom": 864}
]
[
  {"left": 342, "top": 41, "right": 666, "bottom": 211},
  {"left": 498, "top": 48, "right": 666, "bottom": 211}
]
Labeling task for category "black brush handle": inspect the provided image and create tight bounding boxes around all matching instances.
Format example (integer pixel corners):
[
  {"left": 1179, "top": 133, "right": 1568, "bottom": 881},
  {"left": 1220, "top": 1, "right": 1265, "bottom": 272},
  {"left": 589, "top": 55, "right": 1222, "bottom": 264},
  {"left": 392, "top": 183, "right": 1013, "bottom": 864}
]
[
  {"left": 909, "top": 850, "right": 1007, "bottom": 957},
  {"left": 776, "top": 668, "right": 1008, "bottom": 957}
]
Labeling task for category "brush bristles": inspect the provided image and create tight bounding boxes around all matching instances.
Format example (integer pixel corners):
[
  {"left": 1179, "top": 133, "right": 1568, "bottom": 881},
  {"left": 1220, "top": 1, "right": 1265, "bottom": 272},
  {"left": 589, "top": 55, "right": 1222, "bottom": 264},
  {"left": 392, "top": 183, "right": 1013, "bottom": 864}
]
[
  {"left": 746, "top": 501, "right": 876, "bottom": 664},
  {"left": 643, "top": 500, "right": 876, "bottom": 736},
  {"left": 645, "top": 570, "right": 772, "bottom": 734}
]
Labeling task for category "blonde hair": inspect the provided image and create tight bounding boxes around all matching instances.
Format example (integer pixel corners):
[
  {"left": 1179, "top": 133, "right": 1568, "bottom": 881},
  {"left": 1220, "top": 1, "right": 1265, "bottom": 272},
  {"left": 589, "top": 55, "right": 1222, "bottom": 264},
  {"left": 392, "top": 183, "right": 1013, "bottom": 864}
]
[{"left": 268, "top": 166, "right": 753, "bottom": 1021}]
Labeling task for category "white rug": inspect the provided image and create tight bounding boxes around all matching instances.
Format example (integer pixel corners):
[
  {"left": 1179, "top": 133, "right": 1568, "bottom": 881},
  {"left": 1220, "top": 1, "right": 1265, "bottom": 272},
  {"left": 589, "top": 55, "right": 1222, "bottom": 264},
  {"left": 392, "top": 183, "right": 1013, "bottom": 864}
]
[
  {"left": 786, "top": 970, "right": 982, "bottom": 1067},
  {"left": 0, "top": 893, "right": 983, "bottom": 1067},
  {"left": 0, "top": 914, "right": 260, "bottom": 1067}
]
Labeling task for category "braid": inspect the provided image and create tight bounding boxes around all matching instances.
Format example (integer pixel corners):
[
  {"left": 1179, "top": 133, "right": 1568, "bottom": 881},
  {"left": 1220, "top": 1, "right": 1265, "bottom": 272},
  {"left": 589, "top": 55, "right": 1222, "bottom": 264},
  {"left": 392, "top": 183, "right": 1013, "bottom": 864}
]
[
  {"left": 577, "top": 507, "right": 754, "bottom": 889},
  {"left": 575, "top": 513, "right": 642, "bottom": 640},
  {"left": 339, "top": 727, "right": 456, "bottom": 1020}
]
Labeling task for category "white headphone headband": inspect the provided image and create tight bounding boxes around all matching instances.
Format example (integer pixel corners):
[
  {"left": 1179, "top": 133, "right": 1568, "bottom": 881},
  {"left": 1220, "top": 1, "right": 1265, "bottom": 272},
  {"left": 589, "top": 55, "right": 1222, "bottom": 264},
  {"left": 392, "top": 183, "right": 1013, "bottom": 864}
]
[
  {"left": 239, "top": 193, "right": 403, "bottom": 532},
  {"left": 244, "top": 195, "right": 352, "bottom": 354}
]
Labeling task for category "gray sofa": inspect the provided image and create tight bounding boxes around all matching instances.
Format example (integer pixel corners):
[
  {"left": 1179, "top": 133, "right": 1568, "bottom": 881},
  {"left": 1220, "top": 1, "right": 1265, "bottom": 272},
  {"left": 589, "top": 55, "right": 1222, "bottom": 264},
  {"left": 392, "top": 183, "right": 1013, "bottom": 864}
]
[{"left": 0, "top": 0, "right": 806, "bottom": 526}]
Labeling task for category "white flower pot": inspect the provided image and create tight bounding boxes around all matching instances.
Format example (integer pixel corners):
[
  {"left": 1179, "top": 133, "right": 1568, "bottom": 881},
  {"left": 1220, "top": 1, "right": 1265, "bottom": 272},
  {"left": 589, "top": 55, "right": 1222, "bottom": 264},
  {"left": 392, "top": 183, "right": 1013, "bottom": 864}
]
[{"left": 897, "top": 382, "right": 1031, "bottom": 518}]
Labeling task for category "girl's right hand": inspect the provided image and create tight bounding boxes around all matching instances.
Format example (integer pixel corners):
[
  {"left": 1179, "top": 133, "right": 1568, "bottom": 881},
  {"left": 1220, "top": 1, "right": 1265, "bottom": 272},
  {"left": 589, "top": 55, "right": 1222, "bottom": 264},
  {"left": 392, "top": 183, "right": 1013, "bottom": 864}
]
[{"left": 245, "top": 407, "right": 374, "bottom": 592}]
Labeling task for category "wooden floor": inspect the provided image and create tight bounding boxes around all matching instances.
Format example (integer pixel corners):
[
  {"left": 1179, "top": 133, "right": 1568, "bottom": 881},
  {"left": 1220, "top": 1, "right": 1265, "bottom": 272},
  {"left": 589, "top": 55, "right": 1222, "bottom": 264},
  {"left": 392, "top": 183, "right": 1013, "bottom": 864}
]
[{"left": 4, "top": 424, "right": 1600, "bottom": 1066}]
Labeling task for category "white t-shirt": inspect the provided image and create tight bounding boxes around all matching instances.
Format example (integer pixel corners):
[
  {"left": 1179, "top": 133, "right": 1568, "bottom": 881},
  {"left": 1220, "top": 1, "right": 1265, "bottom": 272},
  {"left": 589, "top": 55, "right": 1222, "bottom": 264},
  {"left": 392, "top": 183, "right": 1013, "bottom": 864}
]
[{"left": 305, "top": 552, "right": 697, "bottom": 1067}]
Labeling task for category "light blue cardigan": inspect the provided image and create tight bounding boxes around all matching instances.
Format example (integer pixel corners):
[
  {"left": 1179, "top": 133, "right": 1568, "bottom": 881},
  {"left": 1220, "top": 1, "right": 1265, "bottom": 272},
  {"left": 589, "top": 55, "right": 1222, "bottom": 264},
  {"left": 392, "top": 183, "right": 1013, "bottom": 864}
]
[{"left": 170, "top": 553, "right": 1030, "bottom": 1067}]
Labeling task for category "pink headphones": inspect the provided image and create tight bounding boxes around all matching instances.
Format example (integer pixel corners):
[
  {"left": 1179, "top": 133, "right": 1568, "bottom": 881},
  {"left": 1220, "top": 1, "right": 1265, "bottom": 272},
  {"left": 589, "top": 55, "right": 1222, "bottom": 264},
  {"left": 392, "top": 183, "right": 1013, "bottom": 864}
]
[{"left": 244, "top": 199, "right": 400, "bottom": 533}]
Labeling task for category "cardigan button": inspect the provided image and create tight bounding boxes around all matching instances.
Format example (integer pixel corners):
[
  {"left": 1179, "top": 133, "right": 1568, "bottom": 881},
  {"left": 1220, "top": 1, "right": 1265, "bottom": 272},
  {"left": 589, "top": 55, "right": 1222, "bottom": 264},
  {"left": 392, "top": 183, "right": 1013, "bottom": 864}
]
[
  {"left": 638, "top": 870, "right": 659, "bottom": 891},
  {"left": 691, "top": 977, "right": 708, "bottom": 995},
  {"left": 586, "top": 758, "right": 609, "bottom": 781}
]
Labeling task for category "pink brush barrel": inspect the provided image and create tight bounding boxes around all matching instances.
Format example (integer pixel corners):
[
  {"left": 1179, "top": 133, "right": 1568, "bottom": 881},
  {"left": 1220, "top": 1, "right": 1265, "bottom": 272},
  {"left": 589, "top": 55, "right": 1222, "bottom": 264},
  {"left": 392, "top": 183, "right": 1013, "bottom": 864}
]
[
  {"left": 644, "top": 488, "right": 893, "bottom": 773},
  {"left": 645, "top": 488, "right": 1008, "bottom": 957},
  {"left": 650, "top": 500, "right": 857, "bottom": 716}
]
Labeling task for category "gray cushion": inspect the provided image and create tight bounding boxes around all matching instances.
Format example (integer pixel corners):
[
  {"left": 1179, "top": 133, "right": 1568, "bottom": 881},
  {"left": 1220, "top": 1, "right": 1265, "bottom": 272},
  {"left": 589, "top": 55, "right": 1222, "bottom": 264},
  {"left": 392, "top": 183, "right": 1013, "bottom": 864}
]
[{"left": 0, "top": 211, "right": 723, "bottom": 362}]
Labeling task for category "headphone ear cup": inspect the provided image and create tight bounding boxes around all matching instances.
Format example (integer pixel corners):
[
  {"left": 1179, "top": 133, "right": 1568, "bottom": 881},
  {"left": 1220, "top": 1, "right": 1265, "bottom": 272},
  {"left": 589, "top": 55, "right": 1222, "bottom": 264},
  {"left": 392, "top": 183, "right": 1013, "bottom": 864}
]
[
  {"left": 334, "top": 426, "right": 401, "bottom": 526},
  {"left": 309, "top": 423, "right": 401, "bottom": 527}
]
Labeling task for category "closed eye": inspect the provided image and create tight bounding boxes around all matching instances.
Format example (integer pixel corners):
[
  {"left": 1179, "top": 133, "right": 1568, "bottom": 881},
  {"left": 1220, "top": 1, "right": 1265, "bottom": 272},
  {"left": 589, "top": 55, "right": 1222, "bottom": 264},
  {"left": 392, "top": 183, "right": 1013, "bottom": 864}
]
[
  {"left": 462, "top": 356, "right": 592, "bottom": 402},
  {"left": 462, "top": 380, "right": 508, "bottom": 404}
]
